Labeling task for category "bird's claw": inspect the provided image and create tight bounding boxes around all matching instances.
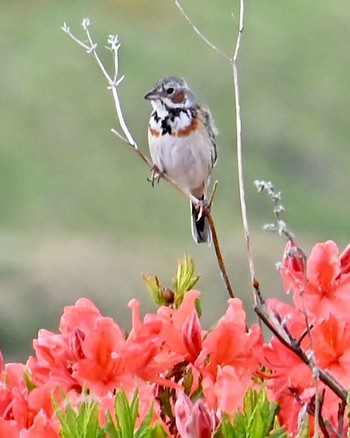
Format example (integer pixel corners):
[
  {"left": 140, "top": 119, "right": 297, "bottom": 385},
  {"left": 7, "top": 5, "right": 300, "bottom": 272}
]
[
  {"left": 147, "top": 165, "right": 163, "bottom": 187},
  {"left": 194, "top": 199, "right": 211, "bottom": 222}
]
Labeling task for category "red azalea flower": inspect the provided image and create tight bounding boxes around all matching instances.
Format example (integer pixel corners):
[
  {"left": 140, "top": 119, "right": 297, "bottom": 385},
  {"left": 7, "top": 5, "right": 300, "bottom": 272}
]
[
  {"left": 74, "top": 317, "right": 127, "bottom": 395},
  {"left": 293, "top": 241, "right": 350, "bottom": 321},
  {"left": 19, "top": 410, "right": 60, "bottom": 438},
  {"left": 59, "top": 298, "right": 102, "bottom": 337},
  {"left": 200, "top": 298, "right": 262, "bottom": 379},
  {"left": 182, "top": 310, "right": 202, "bottom": 363},
  {"left": 312, "top": 316, "right": 350, "bottom": 384},
  {"left": 126, "top": 300, "right": 181, "bottom": 387},
  {"left": 340, "top": 244, "right": 350, "bottom": 275},
  {"left": 27, "top": 330, "right": 76, "bottom": 390},
  {"left": 0, "top": 418, "right": 19, "bottom": 437},
  {"left": 280, "top": 240, "right": 306, "bottom": 293},
  {"left": 175, "top": 392, "right": 218, "bottom": 438},
  {"left": 202, "top": 365, "right": 251, "bottom": 414},
  {"left": 196, "top": 298, "right": 262, "bottom": 414},
  {"left": 157, "top": 290, "right": 202, "bottom": 358}
]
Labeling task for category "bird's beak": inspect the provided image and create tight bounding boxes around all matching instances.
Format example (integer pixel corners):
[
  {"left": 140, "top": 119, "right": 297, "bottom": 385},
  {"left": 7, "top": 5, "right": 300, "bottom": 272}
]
[{"left": 144, "top": 88, "right": 162, "bottom": 100}]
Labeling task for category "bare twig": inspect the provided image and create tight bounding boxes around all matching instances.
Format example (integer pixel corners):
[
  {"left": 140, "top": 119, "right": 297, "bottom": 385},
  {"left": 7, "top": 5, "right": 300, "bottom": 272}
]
[
  {"left": 208, "top": 180, "right": 218, "bottom": 207},
  {"left": 337, "top": 400, "right": 346, "bottom": 438},
  {"left": 290, "top": 389, "right": 335, "bottom": 438},
  {"left": 229, "top": 0, "right": 258, "bottom": 303},
  {"left": 174, "top": 1, "right": 230, "bottom": 61},
  {"left": 207, "top": 213, "right": 234, "bottom": 298},
  {"left": 255, "top": 179, "right": 299, "bottom": 244}
]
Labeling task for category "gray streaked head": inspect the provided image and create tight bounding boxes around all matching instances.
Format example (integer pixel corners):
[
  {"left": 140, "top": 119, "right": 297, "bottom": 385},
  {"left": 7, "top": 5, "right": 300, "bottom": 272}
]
[{"left": 144, "top": 76, "right": 197, "bottom": 109}]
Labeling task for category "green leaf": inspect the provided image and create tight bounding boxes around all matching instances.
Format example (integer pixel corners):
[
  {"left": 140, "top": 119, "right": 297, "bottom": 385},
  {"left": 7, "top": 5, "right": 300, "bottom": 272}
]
[
  {"left": 135, "top": 399, "right": 154, "bottom": 438},
  {"left": 114, "top": 390, "right": 137, "bottom": 437},
  {"left": 158, "top": 387, "right": 174, "bottom": 421},
  {"left": 23, "top": 370, "right": 36, "bottom": 391},
  {"left": 143, "top": 275, "right": 170, "bottom": 306},
  {"left": 150, "top": 423, "right": 169, "bottom": 438},
  {"left": 213, "top": 414, "right": 235, "bottom": 437},
  {"left": 183, "top": 367, "right": 194, "bottom": 395},
  {"left": 53, "top": 390, "right": 105, "bottom": 438},
  {"left": 215, "top": 387, "right": 287, "bottom": 438},
  {"left": 173, "top": 254, "right": 200, "bottom": 307}
]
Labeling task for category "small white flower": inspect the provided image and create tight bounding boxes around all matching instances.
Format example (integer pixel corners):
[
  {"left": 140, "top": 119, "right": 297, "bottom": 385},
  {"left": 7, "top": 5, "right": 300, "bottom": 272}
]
[
  {"left": 107, "top": 34, "right": 120, "bottom": 51},
  {"left": 254, "top": 179, "right": 264, "bottom": 191},
  {"left": 61, "top": 22, "right": 70, "bottom": 33},
  {"left": 277, "top": 220, "right": 287, "bottom": 234},
  {"left": 81, "top": 18, "right": 91, "bottom": 30},
  {"left": 263, "top": 223, "right": 276, "bottom": 232},
  {"left": 274, "top": 205, "right": 285, "bottom": 214}
]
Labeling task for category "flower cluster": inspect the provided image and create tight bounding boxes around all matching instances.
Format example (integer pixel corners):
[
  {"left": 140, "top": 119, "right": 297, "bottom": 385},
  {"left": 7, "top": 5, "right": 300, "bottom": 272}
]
[
  {"left": 0, "top": 288, "right": 262, "bottom": 436},
  {"left": 0, "top": 243, "right": 349, "bottom": 436},
  {"left": 263, "top": 240, "right": 350, "bottom": 435}
]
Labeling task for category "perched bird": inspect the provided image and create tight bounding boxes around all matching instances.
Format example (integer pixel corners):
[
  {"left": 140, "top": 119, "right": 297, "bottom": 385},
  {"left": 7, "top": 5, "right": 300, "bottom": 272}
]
[{"left": 145, "top": 76, "right": 218, "bottom": 244}]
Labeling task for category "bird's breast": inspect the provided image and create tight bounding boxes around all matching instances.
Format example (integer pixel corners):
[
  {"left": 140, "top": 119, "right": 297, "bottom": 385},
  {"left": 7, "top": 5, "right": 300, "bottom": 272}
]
[{"left": 148, "top": 111, "right": 212, "bottom": 190}]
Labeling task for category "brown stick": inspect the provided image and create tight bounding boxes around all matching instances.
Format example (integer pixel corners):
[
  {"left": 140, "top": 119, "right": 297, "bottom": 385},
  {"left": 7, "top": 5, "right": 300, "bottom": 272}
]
[{"left": 207, "top": 213, "right": 234, "bottom": 298}]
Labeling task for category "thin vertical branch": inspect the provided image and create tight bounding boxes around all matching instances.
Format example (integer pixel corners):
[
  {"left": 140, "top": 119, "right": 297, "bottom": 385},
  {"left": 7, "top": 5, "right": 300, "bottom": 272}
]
[
  {"left": 174, "top": 1, "right": 230, "bottom": 61},
  {"left": 230, "top": 0, "right": 257, "bottom": 303},
  {"left": 207, "top": 213, "right": 235, "bottom": 298}
]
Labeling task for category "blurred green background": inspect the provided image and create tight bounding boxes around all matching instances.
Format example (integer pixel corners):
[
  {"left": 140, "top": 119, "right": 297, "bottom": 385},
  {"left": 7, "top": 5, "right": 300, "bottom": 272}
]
[{"left": 1, "top": 0, "right": 350, "bottom": 362}]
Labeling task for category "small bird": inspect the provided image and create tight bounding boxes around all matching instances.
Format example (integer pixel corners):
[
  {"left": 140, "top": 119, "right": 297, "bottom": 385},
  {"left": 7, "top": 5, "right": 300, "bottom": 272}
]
[{"left": 145, "top": 76, "right": 218, "bottom": 244}]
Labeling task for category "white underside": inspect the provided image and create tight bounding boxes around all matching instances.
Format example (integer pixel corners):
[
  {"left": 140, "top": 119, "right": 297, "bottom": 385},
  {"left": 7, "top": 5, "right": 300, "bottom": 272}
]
[{"left": 149, "top": 130, "right": 211, "bottom": 192}]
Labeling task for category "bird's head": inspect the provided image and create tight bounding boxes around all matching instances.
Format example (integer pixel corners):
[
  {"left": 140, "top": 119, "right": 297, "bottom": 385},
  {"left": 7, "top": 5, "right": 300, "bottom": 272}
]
[{"left": 144, "top": 76, "right": 196, "bottom": 110}]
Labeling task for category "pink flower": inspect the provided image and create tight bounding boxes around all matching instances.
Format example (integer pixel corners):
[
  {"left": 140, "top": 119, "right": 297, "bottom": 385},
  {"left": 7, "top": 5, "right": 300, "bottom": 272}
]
[
  {"left": 312, "top": 316, "right": 350, "bottom": 385},
  {"left": 157, "top": 290, "right": 202, "bottom": 358},
  {"left": 293, "top": 241, "right": 350, "bottom": 321},
  {"left": 27, "top": 330, "right": 78, "bottom": 390},
  {"left": 197, "top": 298, "right": 262, "bottom": 414},
  {"left": 20, "top": 410, "right": 60, "bottom": 438},
  {"left": 202, "top": 365, "right": 250, "bottom": 414},
  {"left": 0, "top": 418, "right": 19, "bottom": 437},
  {"left": 280, "top": 240, "right": 306, "bottom": 293},
  {"left": 175, "top": 392, "right": 218, "bottom": 438},
  {"left": 182, "top": 310, "right": 202, "bottom": 363},
  {"left": 200, "top": 298, "right": 261, "bottom": 379},
  {"left": 73, "top": 317, "right": 127, "bottom": 395},
  {"left": 340, "top": 244, "right": 350, "bottom": 276},
  {"left": 59, "top": 298, "right": 102, "bottom": 337}
]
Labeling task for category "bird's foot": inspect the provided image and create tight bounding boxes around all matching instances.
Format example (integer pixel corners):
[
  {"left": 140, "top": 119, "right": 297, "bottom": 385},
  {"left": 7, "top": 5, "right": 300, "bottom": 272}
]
[
  {"left": 147, "top": 165, "right": 163, "bottom": 187},
  {"left": 194, "top": 198, "right": 211, "bottom": 222}
]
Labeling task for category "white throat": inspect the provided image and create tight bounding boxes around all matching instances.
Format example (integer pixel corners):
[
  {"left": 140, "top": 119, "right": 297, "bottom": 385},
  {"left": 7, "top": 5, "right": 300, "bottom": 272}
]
[{"left": 151, "top": 100, "right": 169, "bottom": 118}]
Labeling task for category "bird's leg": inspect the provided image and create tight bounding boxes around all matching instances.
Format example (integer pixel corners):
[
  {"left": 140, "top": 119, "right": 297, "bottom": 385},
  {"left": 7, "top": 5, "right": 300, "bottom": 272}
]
[
  {"left": 194, "top": 198, "right": 211, "bottom": 222},
  {"left": 147, "top": 165, "right": 163, "bottom": 187}
]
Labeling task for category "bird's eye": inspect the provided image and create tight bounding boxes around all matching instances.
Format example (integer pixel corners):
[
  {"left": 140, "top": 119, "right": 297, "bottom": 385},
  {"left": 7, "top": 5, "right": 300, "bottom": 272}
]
[{"left": 166, "top": 87, "right": 174, "bottom": 95}]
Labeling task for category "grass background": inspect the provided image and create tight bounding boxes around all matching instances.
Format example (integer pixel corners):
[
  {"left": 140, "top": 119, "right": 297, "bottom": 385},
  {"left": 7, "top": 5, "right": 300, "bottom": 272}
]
[{"left": 1, "top": 0, "right": 350, "bottom": 361}]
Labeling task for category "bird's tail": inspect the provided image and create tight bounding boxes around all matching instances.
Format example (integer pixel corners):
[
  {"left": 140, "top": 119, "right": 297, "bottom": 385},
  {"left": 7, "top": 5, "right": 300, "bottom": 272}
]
[{"left": 190, "top": 198, "right": 211, "bottom": 244}]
